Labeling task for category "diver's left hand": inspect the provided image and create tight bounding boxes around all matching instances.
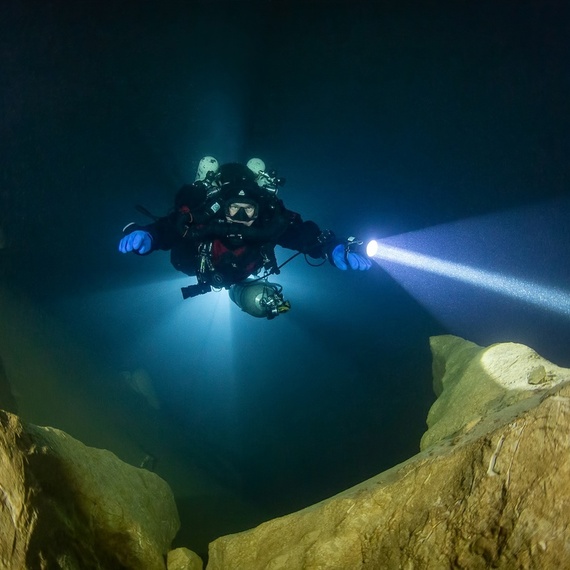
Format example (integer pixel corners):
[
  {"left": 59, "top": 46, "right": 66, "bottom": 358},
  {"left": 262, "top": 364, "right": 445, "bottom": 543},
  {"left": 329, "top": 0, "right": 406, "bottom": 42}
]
[
  {"left": 118, "top": 230, "right": 153, "bottom": 254},
  {"left": 332, "top": 244, "right": 372, "bottom": 271}
]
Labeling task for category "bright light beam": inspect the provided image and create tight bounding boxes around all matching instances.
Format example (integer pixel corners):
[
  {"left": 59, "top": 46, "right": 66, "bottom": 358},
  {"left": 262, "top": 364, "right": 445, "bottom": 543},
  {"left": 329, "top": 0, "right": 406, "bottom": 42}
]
[{"left": 370, "top": 242, "right": 570, "bottom": 318}]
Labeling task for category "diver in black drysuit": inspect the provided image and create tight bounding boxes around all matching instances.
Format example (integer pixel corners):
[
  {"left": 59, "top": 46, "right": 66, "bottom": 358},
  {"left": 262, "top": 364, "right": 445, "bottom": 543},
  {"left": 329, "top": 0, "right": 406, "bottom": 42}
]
[{"left": 119, "top": 158, "right": 371, "bottom": 318}]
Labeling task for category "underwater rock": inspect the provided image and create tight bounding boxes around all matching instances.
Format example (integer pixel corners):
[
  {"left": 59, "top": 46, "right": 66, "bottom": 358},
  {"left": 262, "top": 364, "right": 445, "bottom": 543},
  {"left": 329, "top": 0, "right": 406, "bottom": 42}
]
[
  {"left": 421, "top": 334, "right": 570, "bottom": 449},
  {"left": 207, "top": 335, "right": 570, "bottom": 569},
  {"left": 0, "top": 409, "right": 182, "bottom": 569},
  {"left": 167, "top": 547, "right": 204, "bottom": 570}
]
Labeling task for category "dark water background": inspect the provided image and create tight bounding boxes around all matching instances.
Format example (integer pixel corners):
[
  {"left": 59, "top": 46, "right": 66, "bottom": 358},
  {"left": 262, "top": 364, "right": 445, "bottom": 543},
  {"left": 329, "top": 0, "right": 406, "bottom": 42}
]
[{"left": 1, "top": 0, "right": 569, "bottom": 558}]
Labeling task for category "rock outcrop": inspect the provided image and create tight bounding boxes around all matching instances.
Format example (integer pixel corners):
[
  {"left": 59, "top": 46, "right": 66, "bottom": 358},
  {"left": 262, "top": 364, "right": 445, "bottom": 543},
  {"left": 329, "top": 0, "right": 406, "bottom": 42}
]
[
  {"left": 0, "top": 410, "right": 182, "bottom": 569},
  {"left": 0, "top": 284, "right": 260, "bottom": 561},
  {"left": 207, "top": 335, "right": 570, "bottom": 569},
  {"left": 422, "top": 335, "right": 570, "bottom": 449},
  {"left": 167, "top": 548, "right": 204, "bottom": 570},
  {"left": 3, "top": 335, "right": 569, "bottom": 569}
]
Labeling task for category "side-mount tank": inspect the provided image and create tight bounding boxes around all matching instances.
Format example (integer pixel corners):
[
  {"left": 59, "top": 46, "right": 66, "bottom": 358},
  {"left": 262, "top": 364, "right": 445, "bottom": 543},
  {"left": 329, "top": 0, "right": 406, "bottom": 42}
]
[{"left": 229, "top": 280, "right": 290, "bottom": 319}]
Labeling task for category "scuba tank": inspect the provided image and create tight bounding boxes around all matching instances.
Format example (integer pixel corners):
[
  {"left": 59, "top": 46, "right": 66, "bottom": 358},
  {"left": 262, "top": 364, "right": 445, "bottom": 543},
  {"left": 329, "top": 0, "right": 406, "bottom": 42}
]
[
  {"left": 229, "top": 279, "right": 290, "bottom": 319},
  {"left": 182, "top": 277, "right": 291, "bottom": 320},
  {"left": 195, "top": 156, "right": 219, "bottom": 182}
]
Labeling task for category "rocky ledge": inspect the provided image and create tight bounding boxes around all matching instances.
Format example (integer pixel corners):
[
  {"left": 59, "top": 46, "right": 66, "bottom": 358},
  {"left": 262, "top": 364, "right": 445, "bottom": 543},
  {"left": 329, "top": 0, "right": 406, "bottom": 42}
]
[{"left": 2, "top": 335, "right": 569, "bottom": 569}]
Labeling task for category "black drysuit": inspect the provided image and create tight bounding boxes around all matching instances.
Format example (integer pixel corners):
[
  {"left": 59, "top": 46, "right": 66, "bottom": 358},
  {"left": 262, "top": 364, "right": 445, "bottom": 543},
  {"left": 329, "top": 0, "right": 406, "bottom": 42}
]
[{"left": 138, "top": 181, "right": 336, "bottom": 287}]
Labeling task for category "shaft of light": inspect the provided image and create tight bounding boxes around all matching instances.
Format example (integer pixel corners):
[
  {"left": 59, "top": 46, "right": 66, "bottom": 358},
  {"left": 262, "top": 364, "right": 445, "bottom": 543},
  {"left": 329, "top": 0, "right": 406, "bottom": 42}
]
[{"left": 371, "top": 242, "right": 570, "bottom": 318}]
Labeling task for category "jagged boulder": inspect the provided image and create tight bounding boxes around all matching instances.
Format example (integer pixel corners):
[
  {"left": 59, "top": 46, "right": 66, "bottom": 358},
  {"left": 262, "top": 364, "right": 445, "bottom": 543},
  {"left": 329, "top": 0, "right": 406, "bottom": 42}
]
[
  {"left": 422, "top": 335, "right": 570, "bottom": 449},
  {"left": 167, "top": 547, "right": 204, "bottom": 570},
  {"left": 207, "top": 335, "right": 570, "bottom": 569},
  {"left": 0, "top": 410, "right": 181, "bottom": 569}
]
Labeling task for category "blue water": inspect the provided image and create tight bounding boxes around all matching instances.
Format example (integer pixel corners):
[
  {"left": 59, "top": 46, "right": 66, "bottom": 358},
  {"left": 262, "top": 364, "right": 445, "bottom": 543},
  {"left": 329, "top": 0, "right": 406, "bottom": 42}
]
[{"left": 1, "top": 0, "right": 569, "bottom": 560}]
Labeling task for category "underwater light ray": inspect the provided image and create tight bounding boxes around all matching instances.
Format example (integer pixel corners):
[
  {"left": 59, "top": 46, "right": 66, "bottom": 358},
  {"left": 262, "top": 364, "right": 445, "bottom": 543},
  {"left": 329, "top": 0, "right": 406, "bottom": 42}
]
[{"left": 370, "top": 243, "right": 570, "bottom": 318}]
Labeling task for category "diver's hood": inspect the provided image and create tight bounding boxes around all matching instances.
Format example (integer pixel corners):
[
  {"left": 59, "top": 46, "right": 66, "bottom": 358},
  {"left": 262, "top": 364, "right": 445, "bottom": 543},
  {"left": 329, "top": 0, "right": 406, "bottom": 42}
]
[{"left": 218, "top": 162, "right": 257, "bottom": 187}]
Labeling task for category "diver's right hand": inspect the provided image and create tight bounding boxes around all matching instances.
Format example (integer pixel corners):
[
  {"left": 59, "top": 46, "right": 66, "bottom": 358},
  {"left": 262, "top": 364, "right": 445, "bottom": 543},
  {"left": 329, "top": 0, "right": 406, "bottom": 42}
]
[
  {"left": 331, "top": 244, "right": 372, "bottom": 271},
  {"left": 118, "top": 230, "right": 153, "bottom": 254}
]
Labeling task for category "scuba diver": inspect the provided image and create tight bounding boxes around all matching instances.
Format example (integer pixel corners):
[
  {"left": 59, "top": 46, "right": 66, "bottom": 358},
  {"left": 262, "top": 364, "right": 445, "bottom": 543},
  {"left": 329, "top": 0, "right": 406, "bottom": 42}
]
[{"left": 119, "top": 156, "right": 371, "bottom": 319}]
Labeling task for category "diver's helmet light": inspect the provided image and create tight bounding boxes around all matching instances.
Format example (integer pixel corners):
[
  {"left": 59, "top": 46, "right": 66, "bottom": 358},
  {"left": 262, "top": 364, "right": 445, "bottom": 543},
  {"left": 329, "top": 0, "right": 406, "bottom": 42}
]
[{"left": 366, "top": 239, "right": 379, "bottom": 258}]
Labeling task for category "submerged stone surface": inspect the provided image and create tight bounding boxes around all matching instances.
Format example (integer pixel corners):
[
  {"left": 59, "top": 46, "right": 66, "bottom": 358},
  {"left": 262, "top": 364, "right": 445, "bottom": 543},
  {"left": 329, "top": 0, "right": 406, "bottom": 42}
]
[
  {"left": 422, "top": 335, "right": 570, "bottom": 449},
  {"left": 167, "top": 547, "right": 204, "bottom": 570},
  {"left": 0, "top": 410, "right": 180, "bottom": 569},
  {"left": 2, "top": 335, "right": 568, "bottom": 568},
  {"left": 207, "top": 335, "right": 570, "bottom": 569}
]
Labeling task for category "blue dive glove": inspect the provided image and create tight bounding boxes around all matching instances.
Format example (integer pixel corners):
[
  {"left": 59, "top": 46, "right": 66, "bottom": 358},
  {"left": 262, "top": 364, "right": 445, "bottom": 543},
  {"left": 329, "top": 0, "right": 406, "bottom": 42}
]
[
  {"left": 332, "top": 244, "right": 372, "bottom": 271},
  {"left": 119, "top": 230, "right": 153, "bottom": 254}
]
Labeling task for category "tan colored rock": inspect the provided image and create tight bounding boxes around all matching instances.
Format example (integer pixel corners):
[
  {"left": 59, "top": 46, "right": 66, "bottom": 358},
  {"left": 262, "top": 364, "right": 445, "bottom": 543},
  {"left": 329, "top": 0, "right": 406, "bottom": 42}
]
[
  {"left": 423, "top": 335, "right": 570, "bottom": 449},
  {"left": 0, "top": 410, "right": 179, "bottom": 569},
  {"left": 167, "top": 547, "right": 203, "bottom": 570},
  {"left": 0, "top": 285, "right": 266, "bottom": 559},
  {"left": 207, "top": 336, "right": 570, "bottom": 569}
]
